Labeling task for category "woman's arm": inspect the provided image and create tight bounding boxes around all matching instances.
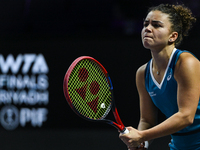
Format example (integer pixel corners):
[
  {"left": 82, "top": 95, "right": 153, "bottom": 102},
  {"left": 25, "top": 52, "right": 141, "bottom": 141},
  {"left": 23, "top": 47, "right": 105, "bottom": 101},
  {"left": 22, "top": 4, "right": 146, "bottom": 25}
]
[
  {"left": 136, "top": 64, "right": 158, "bottom": 131},
  {"left": 136, "top": 64, "right": 158, "bottom": 148},
  {"left": 120, "top": 64, "right": 158, "bottom": 149}
]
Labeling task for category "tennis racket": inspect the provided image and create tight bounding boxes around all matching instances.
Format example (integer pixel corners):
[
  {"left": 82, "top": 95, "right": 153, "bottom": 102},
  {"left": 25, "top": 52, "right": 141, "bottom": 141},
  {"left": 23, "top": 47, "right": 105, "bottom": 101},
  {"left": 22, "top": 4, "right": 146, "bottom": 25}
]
[{"left": 63, "top": 56, "right": 129, "bottom": 134}]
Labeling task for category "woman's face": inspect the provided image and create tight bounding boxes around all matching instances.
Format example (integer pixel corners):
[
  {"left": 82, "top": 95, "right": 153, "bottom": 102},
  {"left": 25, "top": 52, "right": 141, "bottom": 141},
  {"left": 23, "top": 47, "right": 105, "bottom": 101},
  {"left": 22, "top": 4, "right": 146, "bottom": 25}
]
[{"left": 141, "top": 10, "right": 173, "bottom": 50}]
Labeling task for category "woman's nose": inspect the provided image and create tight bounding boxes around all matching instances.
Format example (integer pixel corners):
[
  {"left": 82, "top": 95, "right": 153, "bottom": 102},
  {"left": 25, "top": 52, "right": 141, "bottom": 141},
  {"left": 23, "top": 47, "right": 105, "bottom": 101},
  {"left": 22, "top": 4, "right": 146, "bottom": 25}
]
[{"left": 145, "top": 25, "right": 152, "bottom": 32}]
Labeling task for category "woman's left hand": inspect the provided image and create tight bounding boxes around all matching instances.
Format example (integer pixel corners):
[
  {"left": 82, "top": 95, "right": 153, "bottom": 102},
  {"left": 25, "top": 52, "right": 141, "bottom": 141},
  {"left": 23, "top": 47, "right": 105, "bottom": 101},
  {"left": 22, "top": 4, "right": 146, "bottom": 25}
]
[{"left": 119, "top": 127, "right": 144, "bottom": 149}]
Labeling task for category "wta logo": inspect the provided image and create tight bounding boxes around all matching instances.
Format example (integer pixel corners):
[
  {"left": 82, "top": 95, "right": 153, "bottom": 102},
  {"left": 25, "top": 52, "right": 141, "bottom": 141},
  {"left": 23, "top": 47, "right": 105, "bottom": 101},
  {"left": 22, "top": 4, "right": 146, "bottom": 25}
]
[{"left": 0, "top": 54, "right": 48, "bottom": 74}]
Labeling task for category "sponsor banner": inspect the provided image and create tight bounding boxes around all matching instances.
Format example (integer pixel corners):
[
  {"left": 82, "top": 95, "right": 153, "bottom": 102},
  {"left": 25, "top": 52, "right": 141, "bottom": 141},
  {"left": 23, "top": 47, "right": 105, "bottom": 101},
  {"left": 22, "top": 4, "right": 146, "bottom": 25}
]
[{"left": 0, "top": 54, "right": 49, "bottom": 130}]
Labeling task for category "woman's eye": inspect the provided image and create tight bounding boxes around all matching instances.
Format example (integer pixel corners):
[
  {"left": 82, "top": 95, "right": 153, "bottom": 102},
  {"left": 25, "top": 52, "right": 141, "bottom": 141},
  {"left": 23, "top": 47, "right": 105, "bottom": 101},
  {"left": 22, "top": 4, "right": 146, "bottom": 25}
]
[
  {"left": 143, "top": 22, "right": 162, "bottom": 28},
  {"left": 153, "top": 24, "right": 161, "bottom": 28},
  {"left": 143, "top": 23, "right": 148, "bottom": 27}
]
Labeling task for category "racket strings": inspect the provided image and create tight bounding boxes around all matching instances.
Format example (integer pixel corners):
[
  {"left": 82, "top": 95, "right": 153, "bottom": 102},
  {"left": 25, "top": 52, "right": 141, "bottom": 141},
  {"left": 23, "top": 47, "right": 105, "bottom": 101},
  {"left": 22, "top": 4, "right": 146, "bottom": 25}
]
[{"left": 68, "top": 59, "right": 112, "bottom": 120}]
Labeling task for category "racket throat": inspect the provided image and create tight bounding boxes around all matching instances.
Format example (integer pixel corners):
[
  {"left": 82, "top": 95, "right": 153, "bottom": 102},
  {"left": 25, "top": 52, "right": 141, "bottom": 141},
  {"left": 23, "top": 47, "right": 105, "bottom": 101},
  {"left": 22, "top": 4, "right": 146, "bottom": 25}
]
[
  {"left": 113, "top": 108, "right": 125, "bottom": 127},
  {"left": 106, "top": 107, "right": 126, "bottom": 132},
  {"left": 111, "top": 122, "right": 126, "bottom": 132}
]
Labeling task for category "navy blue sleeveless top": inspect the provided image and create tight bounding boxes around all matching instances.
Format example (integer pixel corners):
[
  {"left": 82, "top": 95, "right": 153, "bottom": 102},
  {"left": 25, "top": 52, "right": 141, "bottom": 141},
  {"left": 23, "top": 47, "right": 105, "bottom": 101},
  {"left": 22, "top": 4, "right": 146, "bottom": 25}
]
[{"left": 145, "top": 48, "right": 200, "bottom": 135}]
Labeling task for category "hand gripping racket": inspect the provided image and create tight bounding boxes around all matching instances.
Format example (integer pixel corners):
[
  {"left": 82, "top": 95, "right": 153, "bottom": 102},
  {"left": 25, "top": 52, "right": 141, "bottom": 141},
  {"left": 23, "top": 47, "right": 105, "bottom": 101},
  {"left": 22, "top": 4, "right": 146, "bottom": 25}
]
[{"left": 63, "top": 56, "right": 129, "bottom": 134}]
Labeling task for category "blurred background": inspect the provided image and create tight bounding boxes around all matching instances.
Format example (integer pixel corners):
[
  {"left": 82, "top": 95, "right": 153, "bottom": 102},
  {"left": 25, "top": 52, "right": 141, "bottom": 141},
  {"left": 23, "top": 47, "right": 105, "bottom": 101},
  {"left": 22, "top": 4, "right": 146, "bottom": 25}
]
[{"left": 0, "top": 0, "right": 199, "bottom": 149}]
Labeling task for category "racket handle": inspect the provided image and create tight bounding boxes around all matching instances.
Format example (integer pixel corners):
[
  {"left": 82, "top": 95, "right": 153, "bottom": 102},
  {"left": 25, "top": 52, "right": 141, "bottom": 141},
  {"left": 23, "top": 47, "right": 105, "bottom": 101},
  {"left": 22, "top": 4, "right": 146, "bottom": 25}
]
[{"left": 121, "top": 127, "right": 129, "bottom": 134}]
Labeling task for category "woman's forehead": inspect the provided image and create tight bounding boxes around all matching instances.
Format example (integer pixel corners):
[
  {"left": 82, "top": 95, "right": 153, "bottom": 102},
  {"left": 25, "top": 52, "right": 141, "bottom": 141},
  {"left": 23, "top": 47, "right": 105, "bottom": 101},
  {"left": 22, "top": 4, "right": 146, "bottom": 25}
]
[{"left": 145, "top": 10, "right": 170, "bottom": 22}]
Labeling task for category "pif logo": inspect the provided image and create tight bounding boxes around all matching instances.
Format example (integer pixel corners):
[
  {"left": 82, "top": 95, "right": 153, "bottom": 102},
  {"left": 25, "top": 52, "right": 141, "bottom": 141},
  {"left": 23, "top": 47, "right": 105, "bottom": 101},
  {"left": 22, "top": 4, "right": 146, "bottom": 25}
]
[
  {"left": 0, "top": 105, "right": 48, "bottom": 130},
  {"left": 0, "top": 105, "right": 19, "bottom": 130}
]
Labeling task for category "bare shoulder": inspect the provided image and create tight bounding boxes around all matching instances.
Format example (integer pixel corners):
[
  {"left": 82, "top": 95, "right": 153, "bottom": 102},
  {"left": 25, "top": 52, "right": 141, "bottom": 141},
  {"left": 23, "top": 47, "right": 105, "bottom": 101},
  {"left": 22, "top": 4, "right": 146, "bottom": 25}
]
[
  {"left": 136, "top": 63, "right": 147, "bottom": 77},
  {"left": 175, "top": 52, "right": 200, "bottom": 80},
  {"left": 136, "top": 63, "right": 148, "bottom": 86}
]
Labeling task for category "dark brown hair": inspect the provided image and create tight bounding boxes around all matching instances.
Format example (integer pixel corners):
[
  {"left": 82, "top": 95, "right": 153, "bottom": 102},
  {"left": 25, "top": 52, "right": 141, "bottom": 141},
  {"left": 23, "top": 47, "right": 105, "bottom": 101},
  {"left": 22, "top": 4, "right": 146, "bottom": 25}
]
[{"left": 148, "top": 4, "right": 196, "bottom": 46}]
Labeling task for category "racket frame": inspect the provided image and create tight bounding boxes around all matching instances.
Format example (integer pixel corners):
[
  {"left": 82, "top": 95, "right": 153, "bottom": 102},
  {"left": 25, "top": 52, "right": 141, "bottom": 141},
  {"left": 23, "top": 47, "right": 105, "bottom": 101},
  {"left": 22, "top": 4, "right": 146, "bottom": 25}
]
[{"left": 63, "top": 56, "right": 127, "bottom": 133}]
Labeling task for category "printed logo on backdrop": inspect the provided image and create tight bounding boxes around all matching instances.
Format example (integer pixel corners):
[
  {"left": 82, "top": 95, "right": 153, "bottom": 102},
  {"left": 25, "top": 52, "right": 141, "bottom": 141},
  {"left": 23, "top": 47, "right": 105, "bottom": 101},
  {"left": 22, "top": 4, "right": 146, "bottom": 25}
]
[{"left": 0, "top": 54, "right": 49, "bottom": 130}]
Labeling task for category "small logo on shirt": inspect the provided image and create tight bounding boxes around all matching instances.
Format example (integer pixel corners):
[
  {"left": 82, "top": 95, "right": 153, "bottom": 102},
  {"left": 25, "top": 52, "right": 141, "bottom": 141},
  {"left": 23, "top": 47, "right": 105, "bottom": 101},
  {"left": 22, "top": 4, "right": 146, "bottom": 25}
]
[
  {"left": 167, "top": 72, "right": 172, "bottom": 81},
  {"left": 149, "top": 92, "right": 156, "bottom": 97}
]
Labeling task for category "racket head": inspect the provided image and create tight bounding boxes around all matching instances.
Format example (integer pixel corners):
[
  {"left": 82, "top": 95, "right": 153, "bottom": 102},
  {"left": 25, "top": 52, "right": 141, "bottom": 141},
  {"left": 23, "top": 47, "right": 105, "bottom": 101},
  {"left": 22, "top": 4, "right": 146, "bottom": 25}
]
[{"left": 63, "top": 56, "right": 113, "bottom": 121}]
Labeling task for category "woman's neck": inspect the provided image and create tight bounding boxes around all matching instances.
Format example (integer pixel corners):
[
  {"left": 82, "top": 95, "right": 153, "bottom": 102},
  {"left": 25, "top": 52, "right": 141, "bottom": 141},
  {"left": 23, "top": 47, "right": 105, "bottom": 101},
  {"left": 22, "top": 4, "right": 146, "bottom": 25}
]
[{"left": 151, "top": 45, "right": 175, "bottom": 72}]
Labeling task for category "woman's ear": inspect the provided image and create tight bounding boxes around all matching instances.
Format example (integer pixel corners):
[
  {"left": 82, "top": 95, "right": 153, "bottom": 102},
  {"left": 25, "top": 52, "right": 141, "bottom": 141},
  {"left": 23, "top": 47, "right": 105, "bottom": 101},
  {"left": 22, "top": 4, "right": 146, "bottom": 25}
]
[{"left": 169, "top": 32, "right": 178, "bottom": 43}]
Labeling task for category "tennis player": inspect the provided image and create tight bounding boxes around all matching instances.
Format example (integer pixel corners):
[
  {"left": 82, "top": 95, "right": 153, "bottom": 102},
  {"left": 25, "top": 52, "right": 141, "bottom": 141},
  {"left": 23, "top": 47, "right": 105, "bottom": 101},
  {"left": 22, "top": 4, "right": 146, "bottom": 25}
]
[{"left": 119, "top": 3, "right": 200, "bottom": 150}]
